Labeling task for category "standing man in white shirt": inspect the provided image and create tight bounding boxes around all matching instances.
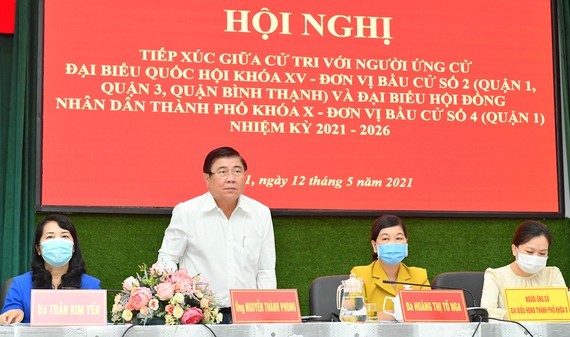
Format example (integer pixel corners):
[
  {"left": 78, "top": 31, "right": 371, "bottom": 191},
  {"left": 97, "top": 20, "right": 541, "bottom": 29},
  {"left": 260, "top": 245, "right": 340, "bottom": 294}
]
[{"left": 156, "top": 147, "right": 277, "bottom": 323}]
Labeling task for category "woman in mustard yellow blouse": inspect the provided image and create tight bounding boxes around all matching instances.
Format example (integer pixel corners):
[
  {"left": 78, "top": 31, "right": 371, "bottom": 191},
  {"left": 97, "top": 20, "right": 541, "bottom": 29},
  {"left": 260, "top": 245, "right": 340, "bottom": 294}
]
[{"left": 351, "top": 215, "right": 429, "bottom": 320}]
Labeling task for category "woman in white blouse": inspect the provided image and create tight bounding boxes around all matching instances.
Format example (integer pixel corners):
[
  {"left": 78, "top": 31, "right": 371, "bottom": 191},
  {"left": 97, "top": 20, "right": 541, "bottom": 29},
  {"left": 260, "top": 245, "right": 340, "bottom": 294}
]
[{"left": 480, "top": 220, "right": 567, "bottom": 320}]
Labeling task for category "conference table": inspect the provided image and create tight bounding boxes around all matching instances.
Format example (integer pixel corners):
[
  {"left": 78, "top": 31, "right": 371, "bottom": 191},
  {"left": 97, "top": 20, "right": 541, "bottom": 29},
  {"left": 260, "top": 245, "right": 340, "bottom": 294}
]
[{"left": 1, "top": 321, "right": 568, "bottom": 337}]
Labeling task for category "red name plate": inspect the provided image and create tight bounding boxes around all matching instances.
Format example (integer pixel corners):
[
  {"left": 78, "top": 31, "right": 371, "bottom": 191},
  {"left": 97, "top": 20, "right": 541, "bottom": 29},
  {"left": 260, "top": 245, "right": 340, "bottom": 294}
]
[
  {"left": 400, "top": 290, "right": 469, "bottom": 322},
  {"left": 30, "top": 289, "right": 107, "bottom": 326},
  {"left": 230, "top": 289, "right": 301, "bottom": 323}
]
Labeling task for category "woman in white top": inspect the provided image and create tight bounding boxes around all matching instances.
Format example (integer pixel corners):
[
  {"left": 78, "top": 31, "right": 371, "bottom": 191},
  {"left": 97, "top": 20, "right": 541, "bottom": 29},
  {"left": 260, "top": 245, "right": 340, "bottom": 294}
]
[{"left": 480, "top": 220, "right": 567, "bottom": 320}]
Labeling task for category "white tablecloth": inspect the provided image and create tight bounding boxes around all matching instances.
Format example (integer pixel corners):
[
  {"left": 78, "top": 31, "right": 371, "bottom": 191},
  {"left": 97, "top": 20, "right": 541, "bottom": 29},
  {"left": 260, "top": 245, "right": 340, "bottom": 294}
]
[{"left": 1, "top": 321, "right": 568, "bottom": 337}]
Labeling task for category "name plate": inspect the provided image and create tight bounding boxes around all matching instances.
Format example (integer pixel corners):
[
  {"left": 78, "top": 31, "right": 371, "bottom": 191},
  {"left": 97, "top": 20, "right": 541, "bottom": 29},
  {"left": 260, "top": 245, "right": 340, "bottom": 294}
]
[
  {"left": 400, "top": 290, "right": 469, "bottom": 322},
  {"left": 30, "top": 289, "right": 107, "bottom": 326},
  {"left": 230, "top": 289, "right": 301, "bottom": 323},
  {"left": 504, "top": 287, "right": 570, "bottom": 321}
]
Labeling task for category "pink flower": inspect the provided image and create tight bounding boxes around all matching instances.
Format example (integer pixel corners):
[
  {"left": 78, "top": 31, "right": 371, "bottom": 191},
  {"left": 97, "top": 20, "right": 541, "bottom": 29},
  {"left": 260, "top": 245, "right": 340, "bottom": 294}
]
[
  {"left": 122, "top": 276, "right": 139, "bottom": 291},
  {"left": 175, "top": 279, "right": 193, "bottom": 293},
  {"left": 165, "top": 305, "right": 175, "bottom": 314},
  {"left": 149, "top": 299, "right": 159, "bottom": 311},
  {"left": 172, "top": 269, "right": 193, "bottom": 292},
  {"left": 181, "top": 307, "right": 203, "bottom": 324},
  {"left": 172, "top": 269, "right": 192, "bottom": 283},
  {"left": 128, "top": 287, "right": 152, "bottom": 310},
  {"left": 203, "top": 309, "right": 211, "bottom": 322},
  {"left": 155, "top": 282, "right": 175, "bottom": 300},
  {"left": 150, "top": 263, "right": 170, "bottom": 276},
  {"left": 139, "top": 306, "right": 150, "bottom": 316}
]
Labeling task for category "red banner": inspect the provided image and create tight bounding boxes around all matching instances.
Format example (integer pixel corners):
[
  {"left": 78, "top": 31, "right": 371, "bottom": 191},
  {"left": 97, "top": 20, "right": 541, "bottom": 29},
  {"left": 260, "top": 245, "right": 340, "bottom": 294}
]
[
  {"left": 0, "top": 0, "right": 16, "bottom": 34},
  {"left": 40, "top": 0, "right": 561, "bottom": 215}
]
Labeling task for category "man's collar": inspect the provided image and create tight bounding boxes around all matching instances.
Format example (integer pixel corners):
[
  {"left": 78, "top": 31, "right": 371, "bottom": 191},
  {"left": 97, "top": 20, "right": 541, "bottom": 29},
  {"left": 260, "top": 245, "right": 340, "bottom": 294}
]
[
  {"left": 202, "top": 192, "right": 218, "bottom": 212},
  {"left": 202, "top": 192, "right": 251, "bottom": 213}
]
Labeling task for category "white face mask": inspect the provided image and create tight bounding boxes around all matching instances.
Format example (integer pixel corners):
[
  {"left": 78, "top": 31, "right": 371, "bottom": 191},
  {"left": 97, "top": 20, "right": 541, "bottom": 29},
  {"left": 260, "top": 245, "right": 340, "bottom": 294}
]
[{"left": 515, "top": 247, "right": 548, "bottom": 274}]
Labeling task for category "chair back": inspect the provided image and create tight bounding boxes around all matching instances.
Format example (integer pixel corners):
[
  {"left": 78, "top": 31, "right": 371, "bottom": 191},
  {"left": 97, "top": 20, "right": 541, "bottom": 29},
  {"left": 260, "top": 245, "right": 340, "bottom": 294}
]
[
  {"left": 309, "top": 275, "right": 349, "bottom": 319},
  {"left": 1, "top": 277, "right": 15, "bottom": 310},
  {"left": 431, "top": 272, "right": 484, "bottom": 307}
]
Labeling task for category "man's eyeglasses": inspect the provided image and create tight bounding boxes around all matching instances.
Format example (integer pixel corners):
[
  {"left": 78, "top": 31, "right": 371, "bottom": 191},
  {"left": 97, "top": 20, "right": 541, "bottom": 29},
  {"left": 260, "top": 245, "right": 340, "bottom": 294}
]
[{"left": 210, "top": 168, "right": 245, "bottom": 178}]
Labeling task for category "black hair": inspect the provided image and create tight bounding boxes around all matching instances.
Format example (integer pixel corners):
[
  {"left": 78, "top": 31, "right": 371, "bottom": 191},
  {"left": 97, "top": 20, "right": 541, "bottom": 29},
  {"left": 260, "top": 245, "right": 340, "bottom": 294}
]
[
  {"left": 31, "top": 214, "right": 86, "bottom": 289},
  {"left": 203, "top": 147, "right": 248, "bottom": 174},
  {"left": 370, "top": 215, "right": 407, "bottom": 261},
  {"left": 512, "top": 220, "right": 552, "bottom": 247}
]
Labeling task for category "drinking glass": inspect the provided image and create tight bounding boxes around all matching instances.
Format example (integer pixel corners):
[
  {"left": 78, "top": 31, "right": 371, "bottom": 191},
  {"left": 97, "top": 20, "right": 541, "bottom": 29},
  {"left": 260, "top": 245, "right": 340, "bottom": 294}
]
[{"left": 366, "top": 302, "right": 378, "bottom": 321}]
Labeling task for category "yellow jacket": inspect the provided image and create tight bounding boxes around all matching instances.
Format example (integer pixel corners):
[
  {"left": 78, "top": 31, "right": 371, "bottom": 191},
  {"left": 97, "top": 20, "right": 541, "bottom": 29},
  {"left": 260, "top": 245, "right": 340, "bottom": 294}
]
[{"left": 350, "top": 260, "right": 429, "bottom": 310}]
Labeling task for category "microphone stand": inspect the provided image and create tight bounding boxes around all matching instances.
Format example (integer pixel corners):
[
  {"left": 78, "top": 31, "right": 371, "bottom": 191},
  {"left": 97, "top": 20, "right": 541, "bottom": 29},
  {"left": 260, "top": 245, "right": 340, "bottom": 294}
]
[{"left": 382, "top": 280, "right": 488, "bottom": 322}]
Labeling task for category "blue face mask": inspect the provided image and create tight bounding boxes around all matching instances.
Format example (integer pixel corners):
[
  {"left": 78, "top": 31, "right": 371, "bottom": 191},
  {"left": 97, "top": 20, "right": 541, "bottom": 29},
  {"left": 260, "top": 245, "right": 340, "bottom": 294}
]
[
  {"left": 40, "top": 238, "right": 73, "bottom": 267},
  {"left": 377, "top": 243, "right": 408, "bottom": 266}
]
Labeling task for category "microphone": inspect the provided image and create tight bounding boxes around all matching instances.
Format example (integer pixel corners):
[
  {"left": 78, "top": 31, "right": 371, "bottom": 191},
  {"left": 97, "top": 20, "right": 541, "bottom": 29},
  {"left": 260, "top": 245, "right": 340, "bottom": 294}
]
[
  {"left": 382, "top": 280, "right": 477, "bottom": 306},
  {"left": 382, "top": 280, "right": 488, "bottom": 322}
]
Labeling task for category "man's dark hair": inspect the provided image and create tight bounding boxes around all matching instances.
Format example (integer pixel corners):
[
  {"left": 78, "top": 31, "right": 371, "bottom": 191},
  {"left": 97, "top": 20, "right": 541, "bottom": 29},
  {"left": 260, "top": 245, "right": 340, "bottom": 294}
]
[{"left": 203, "top": 147, "right": 248, "bottom": 174}]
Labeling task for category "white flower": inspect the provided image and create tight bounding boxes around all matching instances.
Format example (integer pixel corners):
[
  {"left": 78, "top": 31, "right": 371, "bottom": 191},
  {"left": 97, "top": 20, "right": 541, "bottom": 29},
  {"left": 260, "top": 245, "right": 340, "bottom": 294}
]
[
  {"left": 173, "top": 305, "right": 184, "bottom": 319},
  {"left": 216, "top": 312, "right": 223, "bottom": 323},
  {"left": 122, "top": 309, "right": 133, "bottom": 322},
  {"left": 165, "top": 314, "right": 176, "bottom": 325},
  {"left": 112, "top": 303, "right": 123, "bottom": 314},
  {"left": 173, "top": 292, "right": 185, "bottom": 304}
]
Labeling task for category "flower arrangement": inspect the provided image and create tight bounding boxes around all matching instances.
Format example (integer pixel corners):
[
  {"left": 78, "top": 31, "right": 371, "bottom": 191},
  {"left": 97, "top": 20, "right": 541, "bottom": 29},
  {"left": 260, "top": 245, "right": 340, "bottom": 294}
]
[{"left": 111, "top": 263, "right": 223, "bottom": 325}]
